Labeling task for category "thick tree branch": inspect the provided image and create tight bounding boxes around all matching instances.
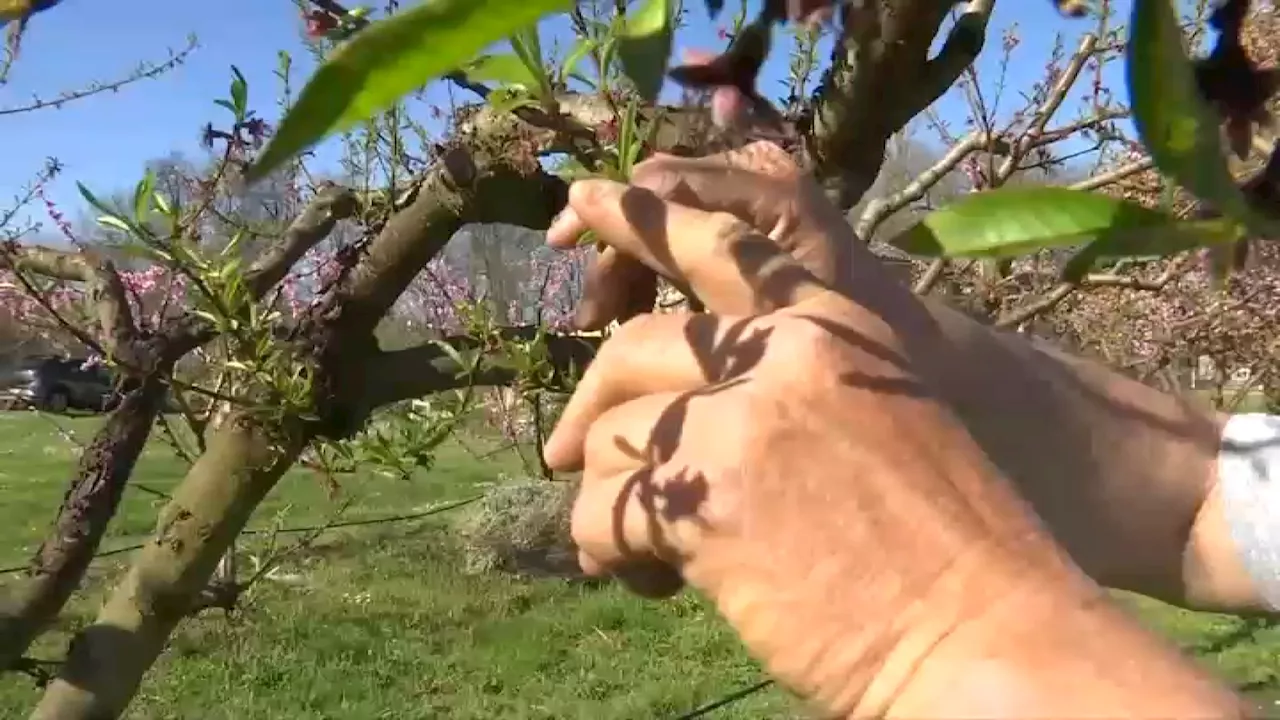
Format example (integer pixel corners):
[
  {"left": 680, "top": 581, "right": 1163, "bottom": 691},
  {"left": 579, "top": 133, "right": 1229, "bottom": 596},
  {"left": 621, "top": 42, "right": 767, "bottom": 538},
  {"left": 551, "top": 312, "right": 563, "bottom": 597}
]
[
  {"left": 333, "top": 149, "right": 567, "bottom": 339},
  {"left": 807, "top": 0, "right": 994, "bottom": 210},
  {"left": 456, "top": 92, "right": 718, "bottom": 160},
  {"left": 0, "top": 379, "right": 167, "bottom": 677}
]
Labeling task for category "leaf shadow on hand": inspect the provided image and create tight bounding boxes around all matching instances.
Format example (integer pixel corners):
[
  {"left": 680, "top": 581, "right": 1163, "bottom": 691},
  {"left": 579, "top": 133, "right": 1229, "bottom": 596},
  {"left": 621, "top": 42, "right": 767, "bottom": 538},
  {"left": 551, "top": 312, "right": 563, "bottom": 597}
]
[{"left": 587, "top": 188, "right": 933, "bottom": 596}]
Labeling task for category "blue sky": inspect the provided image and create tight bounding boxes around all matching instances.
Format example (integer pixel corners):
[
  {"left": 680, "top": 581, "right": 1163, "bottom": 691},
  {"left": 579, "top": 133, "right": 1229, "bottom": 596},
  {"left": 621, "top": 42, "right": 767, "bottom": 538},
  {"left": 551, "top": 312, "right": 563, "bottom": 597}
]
[{"left": 0, "top": 0, "right": 1126, "bottom": 233}]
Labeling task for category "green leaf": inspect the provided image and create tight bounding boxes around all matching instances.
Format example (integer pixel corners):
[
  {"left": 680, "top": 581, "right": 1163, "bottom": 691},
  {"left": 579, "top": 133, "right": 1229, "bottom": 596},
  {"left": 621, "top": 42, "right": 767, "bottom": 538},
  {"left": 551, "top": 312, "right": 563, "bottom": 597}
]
[
  {"left": 76, "top": 182, "right": 113, "bottom": 217},
  {"left": 213, "top": 99, "right": 239, "bottom": 116},
  {"left": 615, "top": 96, "right": 640, "bottom": 177},
  {"left": 887, "top": 186, "right": 1243, "bottom": 258},
  {"left": 463, "top": 53, "right": 541, "bottom": 92},
  {"left": 1126, "top": 0, "right": 1258, "bottom": 229},
  {"left": 567, "top": 70, "right": 597, "bottom": 89},
  {"left": 508, "top": 25, "right": 554, "bottom": 98},
  {"left": 96, "top": 216, "right": 136, "bottom": 235},
  {"left": 132, "top": 170, "right": 156, "bottom": 224},
  {"left": 559, "top": 36, "right": 598, "bottom": 85},
  {"left": 246, "top": 0, "right": 574, "bottom": 183},
  {"left": 151, "top": 191, "right": 173, "bottom": 217},
  {"left": 509, "top": 24, "right": 546, "bottom": 77},
  {"left": 617, "top": 0, "right": 672, "bottom": 103},
  {"left": 229, "top": 65, "right": 249, "bottom": 120}
]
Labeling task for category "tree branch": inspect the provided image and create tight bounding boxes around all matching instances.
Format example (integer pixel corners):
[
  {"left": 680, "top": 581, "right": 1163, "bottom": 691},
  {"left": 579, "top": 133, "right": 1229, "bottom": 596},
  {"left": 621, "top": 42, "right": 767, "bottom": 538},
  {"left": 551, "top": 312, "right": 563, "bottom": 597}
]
[
  {"left": 0, "top": 181, "right": 357, "bottom": 680},
  {"left": 1070, "top": 158, "right": 1156, "bottom": 191},
  {"left": 334, "top": 148, "right": 566, "bottom": 337},
  {"left": 359, "top": 329, "right": 600, "bottom": 411},
  {"left": 807, "top": 0, "right": 994, "bottom": 209},
  {"left": 0, "top": 378, "right": 167, "bottom": 676},
  {"left": 242, "top": 184, "right": 358, "bottom": 298},
  {"left": 995, "top": 256, "right": 1189, "bottom": 329},
  {"left": 994, "top": 33, "right": 1100, "bottom": 181},
  {"left": 1, "top": 244, "right": 139, "bottom": 363},
  {"left": 456, "top": 92, "right": 717, "bottom": 160},
  {"left": 855, "top": 131, "right": 996, "bottom": 239}
]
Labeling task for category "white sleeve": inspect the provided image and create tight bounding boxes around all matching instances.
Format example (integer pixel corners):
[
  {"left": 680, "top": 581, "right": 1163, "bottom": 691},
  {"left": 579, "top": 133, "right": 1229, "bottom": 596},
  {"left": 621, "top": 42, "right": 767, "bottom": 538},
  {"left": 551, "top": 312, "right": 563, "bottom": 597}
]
[{"left": 1217, "top": 412, "right": 1280, "bottom": 611}]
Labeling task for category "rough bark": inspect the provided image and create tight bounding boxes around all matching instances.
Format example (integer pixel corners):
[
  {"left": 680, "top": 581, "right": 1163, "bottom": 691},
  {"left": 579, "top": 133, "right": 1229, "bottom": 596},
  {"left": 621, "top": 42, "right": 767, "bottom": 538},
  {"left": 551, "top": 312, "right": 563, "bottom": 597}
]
[
  {"left": 0, "top": 247, "right": 155, "bottom": 673},
  {"left": 806, "top": 0, "right": 994, "bottom": 209},
  {"left": 0, "top": 379, "right": 166, "bottom": 672},
  {"left": 30, "top": 414, "right": 307, "bottom": 720}
]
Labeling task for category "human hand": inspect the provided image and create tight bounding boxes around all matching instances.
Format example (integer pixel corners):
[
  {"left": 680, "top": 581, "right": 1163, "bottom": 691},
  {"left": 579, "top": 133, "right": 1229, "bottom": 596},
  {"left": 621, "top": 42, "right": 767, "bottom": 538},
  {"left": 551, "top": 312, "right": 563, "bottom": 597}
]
[
  {"left": 547, "top": 141, "right": 866, "bottom": 329},
  {"left": 543, "top": 172, "right": 1248, "bottom": 717},
  {"left": 541, "top": 173, "right": 1110, "bottom": 714},
  {"left": 549, "top": 140, "right": 1248, "bottom": 616}
]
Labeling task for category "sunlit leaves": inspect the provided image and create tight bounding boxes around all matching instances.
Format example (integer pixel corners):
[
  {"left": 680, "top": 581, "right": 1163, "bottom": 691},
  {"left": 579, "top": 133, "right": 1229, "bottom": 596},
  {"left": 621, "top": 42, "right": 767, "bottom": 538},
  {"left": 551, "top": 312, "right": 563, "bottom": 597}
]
[
  {"left": 888, "top": 186, "right": 1243, "bottom": 259},
  {"left": 616, "top": 0, "right": 673, "bottom": 103},
  {"left": 246, "top": 0, "right": 574, "bottom": 183}
]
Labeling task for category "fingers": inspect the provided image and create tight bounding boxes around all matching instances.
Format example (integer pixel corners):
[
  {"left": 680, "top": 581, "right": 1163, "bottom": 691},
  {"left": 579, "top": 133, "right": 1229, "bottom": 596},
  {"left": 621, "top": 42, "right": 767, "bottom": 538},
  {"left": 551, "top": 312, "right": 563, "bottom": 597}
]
[
  {"left": 546, "top": 143, "right": 829, "bottom": 330},
  {"left": 574, "top": 241, "right": 657, "bottom": 331},
  {"left": 577, "top": 550, "right": 685, "bottom": 598},
  {"left": 570, "top": 391, "right": 696, "bottom": 598},
  {"left": 549, "top": 179, "right": 828, "bottom": 322},
  {"left": 545, "top": 311, "right": 770, "bottom": 472}
]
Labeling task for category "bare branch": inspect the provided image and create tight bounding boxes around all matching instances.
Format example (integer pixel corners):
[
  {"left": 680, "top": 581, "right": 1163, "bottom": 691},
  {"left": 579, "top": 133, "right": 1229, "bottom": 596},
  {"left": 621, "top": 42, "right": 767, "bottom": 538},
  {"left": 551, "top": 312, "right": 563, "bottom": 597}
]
[
  {"left": 242, "top": 185, "right": 358, "bottom": 298},
  {"left": 995, "top": 255, "right": 1190, "bottom": 329},
  {"left": 0, "top": 245, "right": 139, "bottom": 361},
  {"left": 912, "top": 258, "right": 949, "bottom": 295},
  {"left": 1070, "top": 158, "right": 1156, "bottom": 191},
  {"left": 995, "top": 34, "right": 1100, "bottom": 181},
  {"left": 0, "top": 37, "right": 198, "bottom": 117},
  {"left": 855, "top": 132, "right": 996, "bottom": 239}
]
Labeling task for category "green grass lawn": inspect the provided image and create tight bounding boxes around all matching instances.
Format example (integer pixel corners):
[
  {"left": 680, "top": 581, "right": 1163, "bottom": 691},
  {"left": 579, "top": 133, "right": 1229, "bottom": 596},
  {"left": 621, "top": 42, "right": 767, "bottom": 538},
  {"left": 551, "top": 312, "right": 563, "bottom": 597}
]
[{"left": 0, "top": 411, "right": 1278, "bottom": 718}]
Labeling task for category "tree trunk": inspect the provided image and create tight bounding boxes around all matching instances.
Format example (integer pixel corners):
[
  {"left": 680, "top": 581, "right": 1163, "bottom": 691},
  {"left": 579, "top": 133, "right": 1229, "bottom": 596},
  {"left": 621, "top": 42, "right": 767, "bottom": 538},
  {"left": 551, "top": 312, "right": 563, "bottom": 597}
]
[
  {"left": 0, "top": 381, "right": 166, "bottom": 671},
  {"left": 29, "top": 413, "right": 307, "bottom": 720}
]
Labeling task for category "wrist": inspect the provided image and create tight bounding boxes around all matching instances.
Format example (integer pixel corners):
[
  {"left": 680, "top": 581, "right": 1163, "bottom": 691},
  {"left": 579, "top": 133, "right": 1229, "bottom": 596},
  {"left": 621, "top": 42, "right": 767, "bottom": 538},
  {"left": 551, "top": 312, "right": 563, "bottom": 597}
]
[
  {"left": 1187, "top": 413, "right": 1280, "bottom": 613},
  {"left": 920, "top": 297, "right": 1224, "bottom": 602},
  {"left": 885, "top": 565, "right": 1248, "bottom": 719}
]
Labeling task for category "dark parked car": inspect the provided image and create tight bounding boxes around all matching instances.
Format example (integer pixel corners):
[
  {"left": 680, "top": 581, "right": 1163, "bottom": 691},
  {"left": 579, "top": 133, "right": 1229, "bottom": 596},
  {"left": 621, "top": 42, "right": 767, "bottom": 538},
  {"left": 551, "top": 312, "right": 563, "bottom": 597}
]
[{"left": 0, "top": 356, "right": 123, "bottom": 413}]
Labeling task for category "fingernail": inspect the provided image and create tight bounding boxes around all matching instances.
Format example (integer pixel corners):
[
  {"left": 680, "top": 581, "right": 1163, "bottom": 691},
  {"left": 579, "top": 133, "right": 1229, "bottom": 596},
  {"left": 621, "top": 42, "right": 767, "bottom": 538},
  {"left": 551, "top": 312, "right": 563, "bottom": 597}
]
[{"left": 546, "top": 207, "right": 579, "bottom": 247}]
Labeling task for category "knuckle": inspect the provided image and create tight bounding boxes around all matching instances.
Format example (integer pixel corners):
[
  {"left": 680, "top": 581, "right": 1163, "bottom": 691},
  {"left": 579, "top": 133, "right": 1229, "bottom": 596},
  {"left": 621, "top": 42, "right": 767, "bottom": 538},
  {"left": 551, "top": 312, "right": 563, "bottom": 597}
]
[
  {"left": 629, "top": 163, "right": 682, "bottom": 200},
  {"left": 770, "top": 319, "right": 844, "bottom": 375}
]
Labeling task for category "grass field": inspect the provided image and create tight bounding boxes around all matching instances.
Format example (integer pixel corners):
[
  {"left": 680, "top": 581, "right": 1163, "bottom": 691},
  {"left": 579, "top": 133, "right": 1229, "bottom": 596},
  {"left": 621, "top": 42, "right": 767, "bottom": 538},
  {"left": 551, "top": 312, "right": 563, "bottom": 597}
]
[{"left": 0, "top": 411, "right": 1278, "bottom": 718}]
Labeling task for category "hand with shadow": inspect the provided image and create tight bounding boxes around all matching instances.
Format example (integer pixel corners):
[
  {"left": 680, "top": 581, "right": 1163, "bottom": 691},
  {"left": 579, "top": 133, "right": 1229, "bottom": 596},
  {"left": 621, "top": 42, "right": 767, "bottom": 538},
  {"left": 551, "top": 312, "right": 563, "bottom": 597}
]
[
  {"left": 549, "top": 141, "right": 1270, "bottom": 618},
  {"left": 542, "top": 163, "right": 1249, "bottom": 717}
]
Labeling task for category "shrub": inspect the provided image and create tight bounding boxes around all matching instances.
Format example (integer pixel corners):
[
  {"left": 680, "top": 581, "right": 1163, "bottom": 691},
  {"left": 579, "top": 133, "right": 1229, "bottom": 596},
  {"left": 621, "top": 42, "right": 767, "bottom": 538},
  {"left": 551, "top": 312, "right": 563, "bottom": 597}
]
[{"left": 454, "top": 478, "right": 587, "bottom": 581}]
